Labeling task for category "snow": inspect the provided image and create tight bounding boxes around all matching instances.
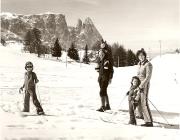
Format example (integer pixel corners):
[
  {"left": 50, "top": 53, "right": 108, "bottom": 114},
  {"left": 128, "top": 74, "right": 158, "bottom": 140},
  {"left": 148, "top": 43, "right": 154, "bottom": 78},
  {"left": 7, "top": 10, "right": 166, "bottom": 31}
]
[
  {"left": 0, "top": 42, "right": 180, "bottom": 140},
  {"left": 0, "top": 12, "right": 18, "bottom": 19},
  {"left": 80, "top": 30, "right": 85, "bottom": 35},
  {"left": 150, "top": 54, "right": 180, "bottom": 113},
  {"left": 41, "top": 12, "right": 63, "bottom": 15}
]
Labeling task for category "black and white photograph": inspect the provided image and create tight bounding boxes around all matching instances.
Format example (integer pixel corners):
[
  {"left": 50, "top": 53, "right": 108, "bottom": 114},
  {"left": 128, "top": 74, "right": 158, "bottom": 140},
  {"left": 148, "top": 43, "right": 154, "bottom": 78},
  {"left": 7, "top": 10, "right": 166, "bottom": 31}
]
[{"left": 0, "top": 0, "right": 180, "bottom": 139}]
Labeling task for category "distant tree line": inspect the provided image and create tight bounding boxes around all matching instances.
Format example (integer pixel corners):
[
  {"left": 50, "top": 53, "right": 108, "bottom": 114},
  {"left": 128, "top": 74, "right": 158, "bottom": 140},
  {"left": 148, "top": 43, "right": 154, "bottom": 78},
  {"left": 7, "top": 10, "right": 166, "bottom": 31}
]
[
  {"left": 23, "top": 28, "right": 81, "bottom": 61},
  {"left": 23, "top": 28, "right": 137, "bottom": 66},
  {"left": 111, "top": 43, "right": 138, "bottom": 67},
  {"left": 92, "top": 41, "right": 138, "bottom": 67}
]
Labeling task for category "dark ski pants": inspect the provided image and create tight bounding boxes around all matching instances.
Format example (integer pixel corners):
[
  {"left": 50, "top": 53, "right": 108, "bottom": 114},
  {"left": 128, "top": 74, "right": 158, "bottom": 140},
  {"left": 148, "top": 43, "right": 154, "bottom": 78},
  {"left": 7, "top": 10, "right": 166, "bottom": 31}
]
[
  {"left": 128, "top": 100, "right": 137, "bottom": 123},
  {"left": 98, "top": 76, "right": 109, "bottom": 97},
  {"left": 24, "top": 88, "right": 43, "bottom": 112}
]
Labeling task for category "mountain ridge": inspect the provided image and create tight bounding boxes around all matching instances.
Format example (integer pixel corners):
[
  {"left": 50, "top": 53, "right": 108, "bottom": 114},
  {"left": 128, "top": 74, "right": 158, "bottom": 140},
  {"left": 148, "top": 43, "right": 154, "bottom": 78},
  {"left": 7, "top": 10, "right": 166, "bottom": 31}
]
[{"left": 1, "top": 12, "right": 103, "bottom": 49}]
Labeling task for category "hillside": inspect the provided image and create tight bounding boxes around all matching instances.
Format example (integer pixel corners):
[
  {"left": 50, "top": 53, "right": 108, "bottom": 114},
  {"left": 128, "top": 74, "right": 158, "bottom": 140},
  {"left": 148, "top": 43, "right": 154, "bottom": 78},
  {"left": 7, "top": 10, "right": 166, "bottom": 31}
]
[{"left": 0, "top": 42, "right": 179, "bottom": 140}]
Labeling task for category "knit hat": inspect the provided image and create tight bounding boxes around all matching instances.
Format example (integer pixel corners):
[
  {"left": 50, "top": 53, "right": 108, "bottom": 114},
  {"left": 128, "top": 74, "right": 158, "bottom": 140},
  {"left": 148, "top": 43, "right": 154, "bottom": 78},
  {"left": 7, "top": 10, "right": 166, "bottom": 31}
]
[{"left": 25, "top": 61, "right": 33, "bottom": 70}]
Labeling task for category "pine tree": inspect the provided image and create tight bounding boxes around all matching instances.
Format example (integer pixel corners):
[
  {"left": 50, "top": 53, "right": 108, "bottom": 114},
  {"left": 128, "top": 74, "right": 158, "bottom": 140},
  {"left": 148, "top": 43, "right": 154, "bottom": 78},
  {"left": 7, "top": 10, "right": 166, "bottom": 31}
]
[
  {"left": 1, "top": 38, "right": 6, "bottom": 46},
  {"left": 52, "top": 38, "right": 62, "bottom": 60},
  {"left": 32, "top": 28, "right": 42, "bottom": 57},
  {"left": 24, "top": 30, "right": 33, "bottom": 53},
  {"left": 67, "top": 43, "right": 80, "bottom": 61},
  {"left": 127, "top": 49, "right": 138, "bottom": 66},
  {"left": 117, "top": 45, "right": 127, "bottom": 67},
  {"left": 83, "top": 44, "right": 90, "bottom": 64},
  {"left": 175, "top": 48, "right": 180, "bottom": 54},
  {"left": 111, "top": 43, "right": 120, "bottom": 67},
  {"left": 24, "top": 28, "right": 42, "bottom": 57}
]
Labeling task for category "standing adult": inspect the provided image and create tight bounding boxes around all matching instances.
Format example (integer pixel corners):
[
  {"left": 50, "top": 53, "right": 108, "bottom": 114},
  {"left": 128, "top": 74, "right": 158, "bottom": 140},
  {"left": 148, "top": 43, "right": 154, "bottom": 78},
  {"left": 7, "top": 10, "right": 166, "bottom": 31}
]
[
  {"left": 135, "top": 48, "right": 153, "bottom": 127},
  {"left": 96, "top": 40, "right": 114, "bottom": 112}
]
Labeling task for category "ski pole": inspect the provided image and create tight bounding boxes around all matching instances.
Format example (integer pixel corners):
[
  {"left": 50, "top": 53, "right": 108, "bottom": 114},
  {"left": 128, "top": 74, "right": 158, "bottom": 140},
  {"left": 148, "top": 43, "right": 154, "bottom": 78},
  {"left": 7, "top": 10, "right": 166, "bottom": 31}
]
[
  {"left": 19, "top": 88, "right": 25, "bottom": 101},
  {"left": 36, "top": 84, "right": 42, "bottom": 105},
  {"left": 148, "top": 99, "right": 171, "bottom": 126},
  {"left": 36, "top": 85, "right": 48, "bottom": 121},
  {"left": 17, "top": 88, "right": 25, "bottom": 114},
  {"left": 118, "top": 94, "right": 127, "bottom": 110},
  {"left": 108, "top": 94, "right": 127, "bottom": 121}
]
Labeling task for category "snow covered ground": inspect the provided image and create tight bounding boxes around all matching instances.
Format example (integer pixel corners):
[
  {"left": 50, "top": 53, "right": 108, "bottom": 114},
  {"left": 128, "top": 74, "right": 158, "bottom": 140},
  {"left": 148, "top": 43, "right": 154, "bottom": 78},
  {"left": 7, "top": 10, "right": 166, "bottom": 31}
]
[{"left": 0, "top": 42, "right": 180, "bottom": 140}]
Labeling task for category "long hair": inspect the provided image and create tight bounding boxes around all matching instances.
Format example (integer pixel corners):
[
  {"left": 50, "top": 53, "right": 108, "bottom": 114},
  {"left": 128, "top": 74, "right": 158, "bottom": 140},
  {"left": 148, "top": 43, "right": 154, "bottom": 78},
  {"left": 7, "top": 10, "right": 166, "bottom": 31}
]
[
  {"left": 136, "top": 48, "right": 147, "bottom": 59},
  {"left": 131, "top": 76, "right": 141, "bottom": 87}
]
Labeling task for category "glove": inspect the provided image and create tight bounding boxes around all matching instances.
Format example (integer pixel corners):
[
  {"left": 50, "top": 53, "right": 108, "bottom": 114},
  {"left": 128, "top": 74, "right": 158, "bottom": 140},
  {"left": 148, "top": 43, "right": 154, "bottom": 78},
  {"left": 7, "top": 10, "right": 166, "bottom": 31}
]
[
  {"left": 19, "top": 87, "right": 23, "bottom": 94},
  {"left": 134, "top": 87, "right": 143, "bottom": 92}
]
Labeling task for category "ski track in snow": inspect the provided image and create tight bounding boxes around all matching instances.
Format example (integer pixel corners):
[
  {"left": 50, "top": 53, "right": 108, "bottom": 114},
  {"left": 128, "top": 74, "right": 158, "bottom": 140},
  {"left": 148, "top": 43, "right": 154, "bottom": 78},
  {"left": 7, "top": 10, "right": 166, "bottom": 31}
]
[{"left": 0, "top": 42, "right": 180, "bottom": 140}]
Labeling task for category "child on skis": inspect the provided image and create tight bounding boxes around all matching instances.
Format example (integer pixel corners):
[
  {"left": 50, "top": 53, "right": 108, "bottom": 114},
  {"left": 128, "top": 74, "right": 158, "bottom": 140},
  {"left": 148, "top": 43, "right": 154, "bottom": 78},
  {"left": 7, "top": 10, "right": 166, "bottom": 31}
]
[
  {"left": 127, "top": 76, "right": 141, "bottom": 125},
  {"left": 19, "top": 61, "right": 44, "bottom": 115}
]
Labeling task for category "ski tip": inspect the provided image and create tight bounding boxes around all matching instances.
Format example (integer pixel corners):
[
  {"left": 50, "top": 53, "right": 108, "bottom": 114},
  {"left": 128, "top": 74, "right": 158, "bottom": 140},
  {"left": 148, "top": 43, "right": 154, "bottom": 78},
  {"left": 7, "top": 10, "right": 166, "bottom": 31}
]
[{"left": 38, "top": 112, "right": 45, "bottom": 115}]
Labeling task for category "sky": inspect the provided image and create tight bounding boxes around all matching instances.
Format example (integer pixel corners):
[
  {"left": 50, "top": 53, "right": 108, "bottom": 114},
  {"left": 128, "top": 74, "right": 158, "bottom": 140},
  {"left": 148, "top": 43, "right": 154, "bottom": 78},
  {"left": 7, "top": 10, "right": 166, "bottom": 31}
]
[{"left": 1, "top": 0, "right": 180, "bottom": 51}]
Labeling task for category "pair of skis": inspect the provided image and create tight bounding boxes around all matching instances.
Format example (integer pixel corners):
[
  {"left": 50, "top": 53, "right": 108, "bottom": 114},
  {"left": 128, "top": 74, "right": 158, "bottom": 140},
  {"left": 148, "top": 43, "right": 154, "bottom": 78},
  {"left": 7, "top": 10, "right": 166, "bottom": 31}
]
[
  {"left": 98, "top": 110, "right": 177, "bottom": 129},
  {"left": 17, "top": 88, "right": 48, "bottom": 121}
]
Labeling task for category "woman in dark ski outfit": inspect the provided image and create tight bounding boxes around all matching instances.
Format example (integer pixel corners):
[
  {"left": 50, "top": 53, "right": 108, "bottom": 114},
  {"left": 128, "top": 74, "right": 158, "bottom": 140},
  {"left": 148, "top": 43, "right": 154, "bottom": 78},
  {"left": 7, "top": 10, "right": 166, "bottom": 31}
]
[
  {"left": 95, "top": 41, "right": 114, "bottom": 112},
  {"left": 135, "top": 48, "right": 153, "bottom": 127}
]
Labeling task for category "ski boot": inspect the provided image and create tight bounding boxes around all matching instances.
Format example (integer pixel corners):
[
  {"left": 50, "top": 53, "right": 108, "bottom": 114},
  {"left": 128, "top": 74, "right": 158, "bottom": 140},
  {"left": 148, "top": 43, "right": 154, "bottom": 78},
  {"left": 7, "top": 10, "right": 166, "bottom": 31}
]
[
  {"left": 141, "top": 122, "right": 153, "bottom": 127},
  {"left": 22, "top": 109, "right": 29, "bottom": 112},
  {"left": 37, "top": 107, "right": 45, "bottom": 115},
  {"left": 37, "top": 111, "right": 45, "bottom": 115},
  {"left": 128, "top": 119, "right": 137, "bottom": 125},
  {"left": 105, "top": 104, "right": 111, "bottom": 110},
  {"left": 96, "top": 106, "right": 105, "bottom": 112}
]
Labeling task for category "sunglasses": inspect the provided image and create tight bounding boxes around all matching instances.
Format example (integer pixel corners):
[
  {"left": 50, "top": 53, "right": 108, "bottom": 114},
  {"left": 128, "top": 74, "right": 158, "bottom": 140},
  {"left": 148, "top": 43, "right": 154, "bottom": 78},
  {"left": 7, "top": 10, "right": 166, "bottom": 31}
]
[{"left": 26, "top": 66, "right": 33, "bottom": 68}]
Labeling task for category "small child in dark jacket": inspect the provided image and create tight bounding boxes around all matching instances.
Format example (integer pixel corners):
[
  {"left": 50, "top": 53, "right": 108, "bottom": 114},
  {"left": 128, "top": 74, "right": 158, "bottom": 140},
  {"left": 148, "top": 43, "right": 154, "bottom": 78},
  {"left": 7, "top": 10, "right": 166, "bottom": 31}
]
[
  {"left": 127, "top": 76, "right": 141, "bottom": 125},
  {"left": 19, "top": 61, "right": 44, "bottom": 115}
]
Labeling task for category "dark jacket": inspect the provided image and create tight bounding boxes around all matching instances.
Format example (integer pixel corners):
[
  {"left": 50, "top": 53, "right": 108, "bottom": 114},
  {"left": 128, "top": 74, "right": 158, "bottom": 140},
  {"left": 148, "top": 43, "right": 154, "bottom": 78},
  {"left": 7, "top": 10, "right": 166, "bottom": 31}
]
[
  {"left": 97, "top": 46, "right": 114, "bottom": 80},
  {"left": 23, "top": 71, "right": 39, "bottom": 90},
  {"left": 128, "top": 85, "right": 139, "bottom": 101},
  {"left": 98, "top": 57, "right": 114, "bottom": 81}
]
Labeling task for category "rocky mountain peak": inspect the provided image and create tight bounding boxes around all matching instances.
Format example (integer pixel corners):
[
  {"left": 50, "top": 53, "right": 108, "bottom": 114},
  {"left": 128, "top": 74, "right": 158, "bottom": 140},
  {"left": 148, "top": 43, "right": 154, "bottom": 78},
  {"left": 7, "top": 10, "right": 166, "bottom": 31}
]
[
  {"left": 1, "top": 12, "right": 102, "bottom": 49},
  {"left": 84, "top": 17, "right": 94, "bottom": 25},
  {"left": 76, "top": 19, "right": 83, "bottom": 31}
]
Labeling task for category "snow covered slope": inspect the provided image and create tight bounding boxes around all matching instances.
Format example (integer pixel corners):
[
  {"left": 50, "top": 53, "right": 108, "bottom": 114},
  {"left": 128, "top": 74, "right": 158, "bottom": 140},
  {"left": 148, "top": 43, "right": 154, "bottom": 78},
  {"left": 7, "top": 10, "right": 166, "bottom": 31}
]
[
  {"left": 150, "top": 54, "right": 180, "bottom": 113},
  {"left": 0, "top": 42, "right": 179, "bottom": 140}
]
